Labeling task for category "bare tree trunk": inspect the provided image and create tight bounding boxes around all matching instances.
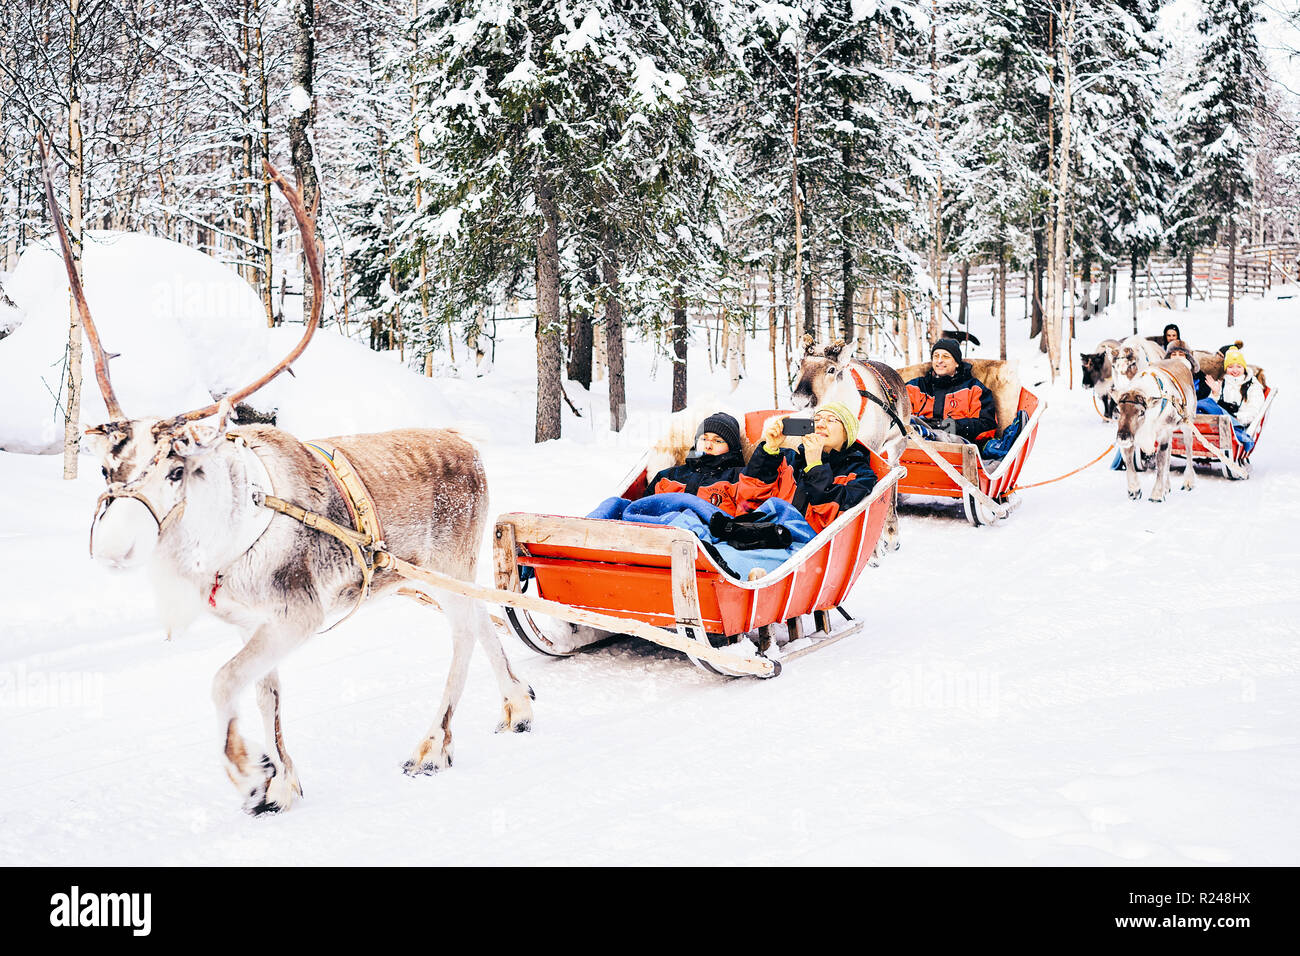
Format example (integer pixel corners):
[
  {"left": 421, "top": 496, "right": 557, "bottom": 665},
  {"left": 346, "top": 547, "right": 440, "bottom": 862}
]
[
  {"left": 1130, "top": 257, "right": 1138, "bottom": 334},
  {"left": 256, "top": 0, "right": 274, "bottom": 325},
  {"left": 840, "top": 235, "right": 854, "bottom": 343},
  {"left": 289, "top": 0, "right": 318, "bottom": 327},
  {"left": 535, "top": 174, "right": 562, "bottom": 442},
  {"left": 411, "top": 0, "right": 430, "bottom": 367},
  {"left": 1045, "top": 0, "right": 1073, "bottom": 380},
  {"left": 1185, "top": 248, "right": 1193, "bottom": 307},
  {"left": 928, "top": 7, "right": 943, "bottom": 348},
  {"left": 672, "top": 285, "right": 687, "bottom": 412},
  {"left": 791, "top": 43, "right": 807, "bottom": 343},
  {"left": 1098, "top": 266, "right": 1110, "bottom": 317},
  {"left": 602, "top": 227, "right": 626, "bottom": 431},
  {"left": 1031, "top": 226, "right": 1045, "bottom": 350},
  {"left": 803, "top": 266, "right": 815, "bottom": 338},
  {"left": 958, "top": 260, "right": 969, "bottom": 327},
  {"left": 63, "top": 0, "right": 85, "bottom": 480},
  {"left": 1227, "top": 186, "right": 1237, "bottom": 327},
  {"left": 768, "top": 265, "right": 778, "bottom": 406},
  {"left": 998, "top": 246, "right": 1007, "bottom": 360}
]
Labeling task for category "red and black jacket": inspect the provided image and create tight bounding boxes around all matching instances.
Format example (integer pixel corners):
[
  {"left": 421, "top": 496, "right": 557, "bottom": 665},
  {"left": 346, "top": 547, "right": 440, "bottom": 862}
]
[
  {"left": 738, "top": 442, "right": 878, "bottom": 533},
  {"left": 906, "top": 362, "right": 998, "bottom": 443},
  {"left": 646, "top": 450, "right": 746, "bottom": 515}
]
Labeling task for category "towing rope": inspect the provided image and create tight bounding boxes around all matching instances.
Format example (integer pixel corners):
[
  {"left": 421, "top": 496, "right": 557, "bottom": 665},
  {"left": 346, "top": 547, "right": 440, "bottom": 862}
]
[{"left": 1013, "top": 444, "right": 1115, "bottom": 490}]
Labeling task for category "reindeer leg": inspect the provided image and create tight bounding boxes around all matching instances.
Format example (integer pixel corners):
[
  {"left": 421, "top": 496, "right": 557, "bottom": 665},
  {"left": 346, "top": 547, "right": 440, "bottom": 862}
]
[
  {"left": 876, "top": 434, "right": 906, "bottom": 556},
  {"left": 1150, "top": 441, "right": 1170, "bottom": 502},
  {"left": 463, "top": 595, "right": 535, "bottom": 734},
  {"left": 256, "top": 668, "right": 302, "bottom": 810},
  {"left": 1122, "top": 445, "right": 1142, "bottom": 500},
  {"left": 213, "top": 625, "right": 305, "bottom": 815},
  {"left": 404, "top": 595, "right": 476, "bottom": 775},
  {"left": 1181, "top": 423, "right": 1196, "bottom": 491}
]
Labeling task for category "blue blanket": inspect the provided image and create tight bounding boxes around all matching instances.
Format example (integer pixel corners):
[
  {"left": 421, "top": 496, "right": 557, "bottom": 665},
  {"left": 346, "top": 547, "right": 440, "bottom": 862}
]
[
  {"left": 1196, "top": 398, "right": 1255, "bottom": 454},
  {"left": 586, "top": 493, "right": 818, "bottom": 579}
]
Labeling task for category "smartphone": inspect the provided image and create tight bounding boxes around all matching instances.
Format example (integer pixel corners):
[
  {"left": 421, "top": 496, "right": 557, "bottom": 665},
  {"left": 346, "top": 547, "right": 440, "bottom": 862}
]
[{"left": 783, "top": 416, "right": 814, "bottom": 437}]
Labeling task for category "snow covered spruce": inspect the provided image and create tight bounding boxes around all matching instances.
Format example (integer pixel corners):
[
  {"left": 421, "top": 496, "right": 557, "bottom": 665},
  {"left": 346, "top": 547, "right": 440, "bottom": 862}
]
[{"left": 49, "top": 162, "right": 532, "bottom": 816}]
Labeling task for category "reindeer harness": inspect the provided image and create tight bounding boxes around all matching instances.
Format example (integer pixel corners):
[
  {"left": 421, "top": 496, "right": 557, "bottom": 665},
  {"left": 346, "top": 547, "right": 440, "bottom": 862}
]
[{"left": 849, "top": 365, "right": 907, "bottom": 435}]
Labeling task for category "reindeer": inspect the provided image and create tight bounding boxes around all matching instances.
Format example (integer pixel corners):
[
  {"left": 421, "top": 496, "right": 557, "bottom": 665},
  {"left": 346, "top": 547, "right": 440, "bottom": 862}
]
[
  {"left": 1111, "top": 335, "right": 1166, "bottom": 388},
  {"left": 1080, "top": 338, "right": 1122, "bottom": 419},
  {"left": 790, "top": 338, "right": 910, "bottom": 552},
  {"left": 41, "top": 146, "right": 532, "bottom": 815},
  {"left": 1113, "top": 358, "right": 1197, "bottom": 503}
]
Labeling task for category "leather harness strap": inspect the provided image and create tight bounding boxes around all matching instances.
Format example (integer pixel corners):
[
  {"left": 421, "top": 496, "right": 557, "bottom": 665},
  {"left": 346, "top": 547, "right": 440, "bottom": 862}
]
[
  {"left": 849, "top": 365, "right": 907, "bottom": 435},
  {"left": 231, "top": 434, "right": 387, "bottom": 631}
]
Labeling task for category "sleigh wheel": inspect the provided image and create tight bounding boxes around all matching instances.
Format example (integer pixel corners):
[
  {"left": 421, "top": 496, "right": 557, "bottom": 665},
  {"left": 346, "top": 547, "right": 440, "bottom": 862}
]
[
  {"left": 962, "top": 492, "right": 1000, "bottom": 527},
  {"left": 505, "top": 608, "right": 611, "bottom": 657}
]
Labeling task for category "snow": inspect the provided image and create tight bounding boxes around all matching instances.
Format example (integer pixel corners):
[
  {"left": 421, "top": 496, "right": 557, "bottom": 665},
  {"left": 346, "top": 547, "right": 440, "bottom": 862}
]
[
  {"left": 288, "top": 85, "right": 311, "bottom": 116},
  {"left": 0, "top": 232, "right": 269, "bottom": 452},
  {"left": 1, "top": 259, "right": 1298, "bottom": 864}
]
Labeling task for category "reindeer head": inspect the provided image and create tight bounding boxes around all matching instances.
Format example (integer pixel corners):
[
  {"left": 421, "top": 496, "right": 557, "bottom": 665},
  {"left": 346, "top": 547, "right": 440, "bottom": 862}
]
[
  {"left": 1114, "top": 345, "right": 1145, "bottom": 382},
  {"left": 791, "top": 338, "right": 849, "bottom": 409},
  {"left": 82, "top": 418, "right": 226, "bottom": 568},
  {"left": 1080, "top": 352, "right": 1109, "bottom": 389},
  {"left": 38, "top": 138, "right": 321, "bottom": 570},
  {"left": 1114, "top": 381, "right": 1163, "bottom": 455}
]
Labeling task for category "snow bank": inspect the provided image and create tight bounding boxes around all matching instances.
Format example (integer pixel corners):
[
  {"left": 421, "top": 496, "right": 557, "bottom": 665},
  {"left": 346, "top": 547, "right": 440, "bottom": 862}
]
[{"left": 0, "top": 232, "right": 268, "bottom": 452}]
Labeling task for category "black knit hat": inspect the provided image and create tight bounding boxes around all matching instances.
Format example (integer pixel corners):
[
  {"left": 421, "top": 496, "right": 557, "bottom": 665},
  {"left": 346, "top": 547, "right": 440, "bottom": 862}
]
[
  {"left": 1163, "top": 322, "right": 1181, "bottom": 340},
  {"left": 695, "top": 412, "right": 741, "bottom": 454},
  {"left": 932, "top": 337, "right": 962, "bottom": 362}
]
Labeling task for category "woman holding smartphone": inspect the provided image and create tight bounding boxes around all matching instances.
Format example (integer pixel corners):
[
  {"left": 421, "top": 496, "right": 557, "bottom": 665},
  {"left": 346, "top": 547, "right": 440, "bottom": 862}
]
[{"left": 737, "top": 401, "right": 878, "bottom": 533}]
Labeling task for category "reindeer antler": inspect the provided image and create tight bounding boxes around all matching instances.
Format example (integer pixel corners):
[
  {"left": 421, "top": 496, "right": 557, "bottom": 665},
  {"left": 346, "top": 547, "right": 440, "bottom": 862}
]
[
  {"left": 38, "top": 133, "right": 125, "bottom": 421},
  {"left": 824, "top": 338, "right": 846, "bottom": 361},
  {"left": 174, "top": 162, "right": 323, "bottom": 424},
  {"left": 801, "top": 333, "right": 817, "bottom": 355}
]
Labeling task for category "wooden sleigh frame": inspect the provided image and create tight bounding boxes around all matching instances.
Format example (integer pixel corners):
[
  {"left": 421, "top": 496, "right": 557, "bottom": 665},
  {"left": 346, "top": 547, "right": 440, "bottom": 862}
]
[
  {"left": 1170, "top": 386, "right": 1276, "bottom": 480},
  {"left": 893, "top": 359, "right": 1048, "bottom": 526},
  {"left": 490, "top": 416, "right": 905, "bottom": 679}
]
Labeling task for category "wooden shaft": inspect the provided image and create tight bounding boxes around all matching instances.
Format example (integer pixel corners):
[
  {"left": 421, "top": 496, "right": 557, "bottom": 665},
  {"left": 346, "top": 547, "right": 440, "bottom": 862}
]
[{"left": 377, "top": 552, "right": 777, "bottom": 678}]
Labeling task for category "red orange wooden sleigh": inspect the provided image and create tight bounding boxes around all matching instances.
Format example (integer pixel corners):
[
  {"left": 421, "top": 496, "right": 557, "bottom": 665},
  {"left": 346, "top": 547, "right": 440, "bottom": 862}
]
[
  {"left": 892, "top": 359, "right": 1047, "bottom": 525},
  {"left": 491, "top": 411, "right": 905, "bottom": 678}
]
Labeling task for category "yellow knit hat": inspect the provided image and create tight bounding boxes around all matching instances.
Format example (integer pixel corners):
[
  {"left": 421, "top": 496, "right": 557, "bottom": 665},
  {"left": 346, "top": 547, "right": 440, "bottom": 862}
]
[
  {"left": 1224, "top": 346, "right": 1247, "bottom": 370},
  {"left": 815, "top": 401, "right": 859, "bottom": 446}
]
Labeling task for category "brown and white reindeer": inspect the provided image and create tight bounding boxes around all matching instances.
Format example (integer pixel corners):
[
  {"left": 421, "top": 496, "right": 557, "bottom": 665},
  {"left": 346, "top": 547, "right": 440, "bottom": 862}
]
[
  {"left": 1110, "top": 335, "right": 1166, "bottom": 390},
  {"left": 1113, "top": 357, "right": 1197, "bottom": 503},
  {"left": 42, "top": 147, "right": 532, "bottom": 815},
  {"left": 790, "top": 338, "right": 911, "bottom": 552}
]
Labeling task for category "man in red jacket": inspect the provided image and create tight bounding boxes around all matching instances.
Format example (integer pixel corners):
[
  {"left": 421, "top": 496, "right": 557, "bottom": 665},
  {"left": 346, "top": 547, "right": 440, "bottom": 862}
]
[{"left": 907, "top": 338, "right": 998, "bottom": 446}]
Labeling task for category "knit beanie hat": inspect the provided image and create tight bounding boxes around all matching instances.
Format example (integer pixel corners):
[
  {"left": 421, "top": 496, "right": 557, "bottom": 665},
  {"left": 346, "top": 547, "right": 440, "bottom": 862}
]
[
  {"left": 814, "top": 401, "right": 859, "bottom": 446},
  {"left": 695, "top": 412, "right": 741, "bottom": 454},
  {"left": 932, "top": 337, "right": 962, "bottom": 363},
  {"left": 1164, "top": 323, "right": 1181, "bottom": 340},
  {"left": 1223, "top": 346, "right": 1247, "bottom": 370}
]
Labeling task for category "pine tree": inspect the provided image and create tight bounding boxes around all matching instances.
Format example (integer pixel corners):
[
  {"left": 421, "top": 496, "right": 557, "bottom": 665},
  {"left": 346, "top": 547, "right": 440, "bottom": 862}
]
[{"left": 1177, "top": 0, "right": 1267, "bottom": 326}]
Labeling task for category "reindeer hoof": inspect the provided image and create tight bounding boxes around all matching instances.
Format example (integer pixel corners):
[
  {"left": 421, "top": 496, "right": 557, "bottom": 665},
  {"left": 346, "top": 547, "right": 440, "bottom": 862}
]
[
  {"left": 403, "top": 756, "right": 450, "bottom": 776},
  {"left": 496, "top": 716, "right": 532, "bottom": 734},
  {"left": 1128, "top": 491, "right": 1142, "bottom": 500}
]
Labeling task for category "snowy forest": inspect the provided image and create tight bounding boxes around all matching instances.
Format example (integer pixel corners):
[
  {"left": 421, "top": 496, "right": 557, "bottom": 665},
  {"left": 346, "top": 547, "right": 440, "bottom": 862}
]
[{"left": 3, "top": 0, "right": 1298, "bottom": 448}]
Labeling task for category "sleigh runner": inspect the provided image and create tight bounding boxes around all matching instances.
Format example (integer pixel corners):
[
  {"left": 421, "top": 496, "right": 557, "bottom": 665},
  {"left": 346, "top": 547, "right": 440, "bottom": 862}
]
[{"left": 489, "top": 411, "right": 905, "bottom": 678}]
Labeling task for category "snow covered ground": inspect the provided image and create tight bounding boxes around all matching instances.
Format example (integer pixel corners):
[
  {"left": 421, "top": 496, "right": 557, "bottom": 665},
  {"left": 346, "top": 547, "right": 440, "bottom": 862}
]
[{"left": 1, "top": 252, "right": 1297, "bottom": 865}]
